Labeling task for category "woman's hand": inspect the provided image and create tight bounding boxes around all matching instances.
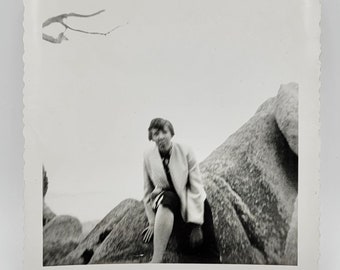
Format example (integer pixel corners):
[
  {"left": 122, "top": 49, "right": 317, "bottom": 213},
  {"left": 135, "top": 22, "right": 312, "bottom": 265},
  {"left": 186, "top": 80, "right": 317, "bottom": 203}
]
[
  {"left": 141, "top": 225, "right": 154, "bottom": 243},
  {"left": 189, "top": 225, "right": 203, "bottom": 248}
]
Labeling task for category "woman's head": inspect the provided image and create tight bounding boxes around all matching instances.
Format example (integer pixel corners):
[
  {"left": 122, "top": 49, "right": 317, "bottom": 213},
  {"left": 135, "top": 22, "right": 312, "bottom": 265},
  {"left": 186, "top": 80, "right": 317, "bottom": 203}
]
[{"left": 148, "top": 118, "right": 175, "bottom": 152}]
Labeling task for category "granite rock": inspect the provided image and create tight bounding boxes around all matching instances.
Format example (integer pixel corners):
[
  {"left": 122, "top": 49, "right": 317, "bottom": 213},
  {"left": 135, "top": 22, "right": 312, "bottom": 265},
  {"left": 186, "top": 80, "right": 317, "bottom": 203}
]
[{"left": 43, "top": 215, "right": 82, "bottom": 266}]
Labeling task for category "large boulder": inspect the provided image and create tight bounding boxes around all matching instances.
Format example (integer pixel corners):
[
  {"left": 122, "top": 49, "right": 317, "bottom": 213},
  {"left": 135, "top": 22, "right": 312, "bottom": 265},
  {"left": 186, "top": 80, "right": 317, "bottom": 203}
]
[
  {"left": 200, "top": 83, "right": 298, "bottom": 264},
  {"left": 89, "top": 200, "right": 155, "bottom": 263},
  {"left": 43, "top": 215, "right": 82, "bottom": 266},
  {"left": 42, "top": 167, "right": 83, "bottom": 265},
  {"left": 61, "top": 199, "right": 152, "bottom": 264}
]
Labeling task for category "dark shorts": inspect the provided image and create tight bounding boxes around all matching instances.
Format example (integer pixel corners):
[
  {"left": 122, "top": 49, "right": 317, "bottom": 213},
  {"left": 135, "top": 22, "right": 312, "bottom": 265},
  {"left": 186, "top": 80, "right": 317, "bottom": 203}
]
[{"left": 156, "top": 190, "right": 220, "bottom": 263}]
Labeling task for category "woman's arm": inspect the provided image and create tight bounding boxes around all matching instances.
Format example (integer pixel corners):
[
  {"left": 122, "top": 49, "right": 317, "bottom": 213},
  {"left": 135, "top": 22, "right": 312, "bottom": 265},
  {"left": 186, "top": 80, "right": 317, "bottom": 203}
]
[{"left": 186, "top": 147, "right": 206, "bottom": 225}]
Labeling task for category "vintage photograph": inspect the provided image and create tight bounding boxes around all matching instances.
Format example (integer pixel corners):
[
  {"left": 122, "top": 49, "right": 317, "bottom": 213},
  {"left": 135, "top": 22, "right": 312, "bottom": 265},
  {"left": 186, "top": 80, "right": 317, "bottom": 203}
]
[{"left": 24, "top": 0, "right": 320, "bottom": 269}]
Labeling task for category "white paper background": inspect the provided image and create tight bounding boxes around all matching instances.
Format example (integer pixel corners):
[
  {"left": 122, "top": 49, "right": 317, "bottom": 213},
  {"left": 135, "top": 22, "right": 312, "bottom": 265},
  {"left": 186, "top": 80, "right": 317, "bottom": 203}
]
[{"left": 1, "top": 0, "right": 340, "bottom": 269}]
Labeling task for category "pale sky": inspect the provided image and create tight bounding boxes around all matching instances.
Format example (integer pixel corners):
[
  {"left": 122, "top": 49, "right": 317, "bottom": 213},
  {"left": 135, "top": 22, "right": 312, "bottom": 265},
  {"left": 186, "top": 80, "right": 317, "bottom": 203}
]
[{"left": 35, "top": 0, "right": 317, "bottom": 222}]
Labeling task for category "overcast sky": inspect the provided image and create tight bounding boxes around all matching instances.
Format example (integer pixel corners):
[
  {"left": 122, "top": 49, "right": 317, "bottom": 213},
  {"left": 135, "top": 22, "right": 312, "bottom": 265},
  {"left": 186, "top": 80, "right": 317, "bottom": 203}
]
[{"left": 36, "top": 0, "right": 317, "bottom": 222}]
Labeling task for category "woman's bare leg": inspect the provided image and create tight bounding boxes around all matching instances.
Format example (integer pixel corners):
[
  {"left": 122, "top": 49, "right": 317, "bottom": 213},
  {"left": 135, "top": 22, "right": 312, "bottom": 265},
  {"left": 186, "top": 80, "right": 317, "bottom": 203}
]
[{"left": 150, "top": 205, "right": 174, "bottom": 263}]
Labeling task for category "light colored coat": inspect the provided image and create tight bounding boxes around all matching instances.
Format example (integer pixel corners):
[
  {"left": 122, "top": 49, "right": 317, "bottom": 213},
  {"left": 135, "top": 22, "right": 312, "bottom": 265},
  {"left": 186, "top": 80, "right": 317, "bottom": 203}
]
[{"left": 143, "top": 142, "right": 206, "bottom": 226}]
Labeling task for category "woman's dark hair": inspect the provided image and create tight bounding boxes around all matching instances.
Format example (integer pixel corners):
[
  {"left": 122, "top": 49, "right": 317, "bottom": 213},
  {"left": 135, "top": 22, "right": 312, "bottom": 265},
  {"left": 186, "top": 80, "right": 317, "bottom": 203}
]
[{"left": 148, "top": 118, "right": 175, "bottom": 141}]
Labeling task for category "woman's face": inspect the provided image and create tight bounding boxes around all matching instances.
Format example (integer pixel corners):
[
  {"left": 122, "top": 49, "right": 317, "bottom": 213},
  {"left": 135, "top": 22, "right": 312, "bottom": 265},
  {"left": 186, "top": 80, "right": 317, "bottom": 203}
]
[{"left": 151, "top": 125, "right": 173, "bottom": 152}]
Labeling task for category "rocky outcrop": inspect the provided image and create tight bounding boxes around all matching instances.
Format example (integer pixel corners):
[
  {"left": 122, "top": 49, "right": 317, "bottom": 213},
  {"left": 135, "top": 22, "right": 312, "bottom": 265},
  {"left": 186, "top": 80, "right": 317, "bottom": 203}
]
[
  {"left": 43, "top": 82, "right": 299, "bottom": 265},
  {"left": 42, "top": 167, "right": 83, "bottom": 266},
  {"left": 200, "top": 82, "right": 298, "bottom": 264},
  {"left": 43, "top": 215, "right": 83, "bottom": 266},
  {"left": 60, "top": 199, "right": 150, "bottom": 264},
  {"left": 275, "top": 83, "right": 298, "bottom": 155}
]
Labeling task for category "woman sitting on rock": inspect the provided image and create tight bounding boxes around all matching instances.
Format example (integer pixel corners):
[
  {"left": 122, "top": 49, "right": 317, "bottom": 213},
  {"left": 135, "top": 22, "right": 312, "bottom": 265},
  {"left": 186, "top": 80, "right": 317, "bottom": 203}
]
[{"left": 141, "top": 118, "right": 220, "bottom": 263}]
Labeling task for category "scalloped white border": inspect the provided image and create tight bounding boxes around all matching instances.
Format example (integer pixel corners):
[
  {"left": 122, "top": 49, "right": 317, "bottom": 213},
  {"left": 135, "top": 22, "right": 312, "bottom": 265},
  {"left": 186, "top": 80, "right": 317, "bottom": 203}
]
[{"left": 23, "top": 0, "right": 321, "bottom": 269}]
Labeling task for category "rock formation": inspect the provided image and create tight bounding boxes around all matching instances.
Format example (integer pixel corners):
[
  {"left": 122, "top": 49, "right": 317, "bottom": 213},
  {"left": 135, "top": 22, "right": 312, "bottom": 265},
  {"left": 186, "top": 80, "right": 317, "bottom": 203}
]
[
  {"left": 200, "top": 82, "right": 298, "bottom": 264},
  {"left": 42, "top": 166, "right": 83, "bottom": 266},
  {"left": 43, "top": 215, "right": 83, "bottom": 266},
  {"left": 43, "top": 82, "right": 299, "bottom": 265},
  {"left": 61, "top": 199, "right": 151, "bottom": 264}
]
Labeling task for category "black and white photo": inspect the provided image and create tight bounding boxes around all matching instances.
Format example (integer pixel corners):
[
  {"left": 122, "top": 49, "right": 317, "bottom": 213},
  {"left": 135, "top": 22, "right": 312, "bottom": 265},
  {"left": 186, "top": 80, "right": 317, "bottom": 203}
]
[{"left": 24, "top": 0, "right": 320, "bottom": 269}]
